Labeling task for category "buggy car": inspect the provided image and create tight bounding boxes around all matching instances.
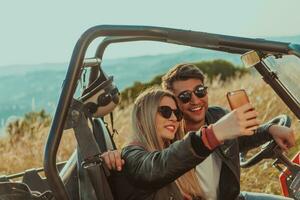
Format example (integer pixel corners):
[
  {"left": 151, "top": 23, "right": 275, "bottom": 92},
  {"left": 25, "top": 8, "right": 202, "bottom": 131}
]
[{"left": 1, "top": 25, "right": 300, "bottom": 200}]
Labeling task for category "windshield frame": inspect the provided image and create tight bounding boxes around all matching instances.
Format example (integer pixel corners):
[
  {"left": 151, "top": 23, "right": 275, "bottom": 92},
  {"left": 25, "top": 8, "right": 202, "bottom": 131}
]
[{"left": 254, "top": 55, "right": 300, "bottom": 119}]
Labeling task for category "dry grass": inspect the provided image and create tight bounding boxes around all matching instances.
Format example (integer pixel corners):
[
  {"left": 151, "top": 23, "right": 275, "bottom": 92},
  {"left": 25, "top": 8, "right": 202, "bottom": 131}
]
[
  {"left": 0, "top": 126, "right": 76, "bottom": 175},
  {"left": 1, "top": 73, "right": 299, "bottom": 195}
]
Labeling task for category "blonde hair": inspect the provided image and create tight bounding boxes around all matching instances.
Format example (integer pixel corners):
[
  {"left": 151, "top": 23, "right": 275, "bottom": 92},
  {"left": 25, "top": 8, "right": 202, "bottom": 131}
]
[{"left": 131, "top": 87, "right": 203, "bottom": 198}]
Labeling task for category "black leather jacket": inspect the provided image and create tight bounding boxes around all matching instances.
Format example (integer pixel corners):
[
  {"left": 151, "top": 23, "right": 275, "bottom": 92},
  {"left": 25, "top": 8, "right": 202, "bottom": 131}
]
[
  {"left": 205, "top": 106, "right": 273, "bottom": 200},
  {"left": 110, "top": 131, "right": 212, "bottom": 200}
]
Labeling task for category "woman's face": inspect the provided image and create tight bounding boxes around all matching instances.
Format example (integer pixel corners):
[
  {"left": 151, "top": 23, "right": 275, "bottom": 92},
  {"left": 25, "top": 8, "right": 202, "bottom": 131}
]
[{"left": 155, "top": 96, "right": 181, "bottom": 147}]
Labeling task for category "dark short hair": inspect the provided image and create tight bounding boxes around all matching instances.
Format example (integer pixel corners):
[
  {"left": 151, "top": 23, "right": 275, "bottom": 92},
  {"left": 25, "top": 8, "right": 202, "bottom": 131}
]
[{"left": 161, "top": 63, "right": 205, "bottom": 90}]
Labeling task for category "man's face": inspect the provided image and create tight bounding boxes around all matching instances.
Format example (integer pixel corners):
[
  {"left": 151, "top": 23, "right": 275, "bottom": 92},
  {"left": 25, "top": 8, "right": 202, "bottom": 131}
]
[{"left": 172, "top": 78, "right": 208, "bottom": 128}]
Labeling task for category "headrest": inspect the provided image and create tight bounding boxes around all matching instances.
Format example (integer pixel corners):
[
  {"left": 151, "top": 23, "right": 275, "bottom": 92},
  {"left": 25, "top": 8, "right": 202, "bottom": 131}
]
[{"left": 80, "top": 68, "right": 119, "bottom": 117}]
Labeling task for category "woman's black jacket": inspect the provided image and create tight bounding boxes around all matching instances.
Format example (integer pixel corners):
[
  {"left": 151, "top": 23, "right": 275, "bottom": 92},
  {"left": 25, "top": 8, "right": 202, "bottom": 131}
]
[{"left": 109, "top": 131, "right": 211, "bottom": 200}]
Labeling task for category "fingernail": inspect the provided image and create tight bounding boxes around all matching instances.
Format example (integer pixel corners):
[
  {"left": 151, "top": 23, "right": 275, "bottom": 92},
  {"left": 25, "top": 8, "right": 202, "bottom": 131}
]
[{"left": 117, "top": 167, "right": 121, "bottom": 171}]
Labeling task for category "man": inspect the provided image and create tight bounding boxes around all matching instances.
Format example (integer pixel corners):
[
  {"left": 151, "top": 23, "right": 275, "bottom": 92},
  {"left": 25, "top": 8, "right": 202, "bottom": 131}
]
[{"left": 160, "top": 63, "right": 295, "bottom": 200}]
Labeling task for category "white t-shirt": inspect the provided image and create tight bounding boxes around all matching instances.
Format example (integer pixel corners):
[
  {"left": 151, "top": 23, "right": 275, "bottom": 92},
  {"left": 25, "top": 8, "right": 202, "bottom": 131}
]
[{"left": 196, "top": 153, "right": 222, "bottom": 200}]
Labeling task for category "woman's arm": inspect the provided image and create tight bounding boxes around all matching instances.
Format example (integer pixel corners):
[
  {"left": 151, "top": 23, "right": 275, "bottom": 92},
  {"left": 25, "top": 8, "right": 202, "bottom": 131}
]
[
  {"left": 122, "top": 132, "right": 211, "bottom": 190},
  {"left": 238, "top": 122, "right": 273, "bottom": 152}
]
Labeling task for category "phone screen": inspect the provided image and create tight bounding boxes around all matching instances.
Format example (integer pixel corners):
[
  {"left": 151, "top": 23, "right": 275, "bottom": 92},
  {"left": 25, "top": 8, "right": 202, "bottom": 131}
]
[{"left": 226, "top": 89, "right": 250, "bottom": 110}]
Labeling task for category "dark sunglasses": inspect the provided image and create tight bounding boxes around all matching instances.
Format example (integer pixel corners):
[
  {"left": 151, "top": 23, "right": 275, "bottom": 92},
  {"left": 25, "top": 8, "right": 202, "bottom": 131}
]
[
  {"left": 158, "top": 106, "right": 183, "bottom": 122},
  {"left": 178, "top": 85, "right": 208, "bottom": 104}
]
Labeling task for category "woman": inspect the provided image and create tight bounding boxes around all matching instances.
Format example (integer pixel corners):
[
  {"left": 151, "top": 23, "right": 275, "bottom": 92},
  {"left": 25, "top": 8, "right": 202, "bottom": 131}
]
[
  {"left": 125, "top": 87, "right": 203, "bottom": 199},
  {"left": 113, "top": 87, "right": 210, "bottom": 200},
  {"left": 113, "top": 87, "right": 256, "bottom": 200}
]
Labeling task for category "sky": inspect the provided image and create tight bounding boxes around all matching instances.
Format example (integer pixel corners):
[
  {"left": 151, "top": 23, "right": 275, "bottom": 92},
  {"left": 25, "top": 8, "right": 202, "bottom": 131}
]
[{"left": 0, "top": 0, "right": 300, "bottom": 66}]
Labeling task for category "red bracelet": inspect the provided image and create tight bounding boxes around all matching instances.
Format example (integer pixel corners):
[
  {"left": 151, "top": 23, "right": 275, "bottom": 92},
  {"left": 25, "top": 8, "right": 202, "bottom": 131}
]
[
  {"left": 201, "top": 125, "right": 222, "bottom": 150},
  {"left": 206, "top": 125, "right": 222, "bottom": 149},
  {"left": 201, "top": 126, "right": 212, "bottom": 150}
]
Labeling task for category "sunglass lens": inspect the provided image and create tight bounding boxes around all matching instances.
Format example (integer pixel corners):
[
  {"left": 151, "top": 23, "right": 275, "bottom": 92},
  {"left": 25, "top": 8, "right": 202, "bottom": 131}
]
[
  {"left": 194, "top": 86, "right": 207, "bottom": 98},
  {"left": 178, "top": 92, "right": 192, "bottom": 104},
  {"left": 159, "top": 106, "right": 173, "bottom": 118},
  {"left": 174, "top": 110, "right": 183, "bottom": 121},
  {"left": 158, "top": 106, "right": 182, "bottom": 121}
]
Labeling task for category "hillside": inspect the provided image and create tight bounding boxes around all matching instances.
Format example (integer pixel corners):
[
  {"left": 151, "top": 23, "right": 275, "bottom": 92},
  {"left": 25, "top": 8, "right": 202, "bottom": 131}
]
[
  {"left": 0, "top": 49, "right": 241, "bottom": 131},
  {"left": 1, "top": 34, "right": 299, "bottom": 130}
]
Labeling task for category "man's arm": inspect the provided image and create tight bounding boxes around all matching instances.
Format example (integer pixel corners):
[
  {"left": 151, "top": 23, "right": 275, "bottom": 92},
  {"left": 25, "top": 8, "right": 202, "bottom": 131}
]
[
  {"left": 269, "top": 125, "right": 295, "bottom": 151},
  {"left": 238, "top": 123, "right": 295, "bottom": 152}
]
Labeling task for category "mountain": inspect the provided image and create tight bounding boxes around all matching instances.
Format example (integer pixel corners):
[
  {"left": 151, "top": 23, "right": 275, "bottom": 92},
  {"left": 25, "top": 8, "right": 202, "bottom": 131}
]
[
  {"left": 269, "top": 35, "right": 300, "bottom": 43},
  {"left": 0, "top": 34, "right": 299, "bottom": 131}
]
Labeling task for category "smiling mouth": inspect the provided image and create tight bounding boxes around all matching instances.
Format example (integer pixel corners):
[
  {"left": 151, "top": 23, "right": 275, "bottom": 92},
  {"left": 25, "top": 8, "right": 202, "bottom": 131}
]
[
  {"left": 165, "top": 125, "right": 176, "bottom": 132},
  {"left": 190, "top": 105, "right": 204, "bottom": 112}
]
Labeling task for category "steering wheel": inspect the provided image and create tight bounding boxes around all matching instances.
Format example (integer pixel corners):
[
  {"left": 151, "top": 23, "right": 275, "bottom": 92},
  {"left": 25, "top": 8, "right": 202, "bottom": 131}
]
[{"left": 240, "top": 114, "right": 291, "bottom": 168}]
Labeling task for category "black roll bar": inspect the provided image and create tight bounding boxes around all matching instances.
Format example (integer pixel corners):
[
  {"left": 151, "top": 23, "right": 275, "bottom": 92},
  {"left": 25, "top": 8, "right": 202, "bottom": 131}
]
[
  {"left": 43, "top": 25, "right": 295, "bottom": 200},
  {"left": 89, "top": 35, "right": 294, "bottom": 85},
  {"left": 89, "top": 36, "right": 167, "bottom": 84}
]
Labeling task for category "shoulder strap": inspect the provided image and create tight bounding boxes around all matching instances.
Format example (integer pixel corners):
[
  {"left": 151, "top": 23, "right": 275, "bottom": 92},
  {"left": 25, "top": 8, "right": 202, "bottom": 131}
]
[{"left": 70, "top": 99, "right": 113, "bottom": 200}]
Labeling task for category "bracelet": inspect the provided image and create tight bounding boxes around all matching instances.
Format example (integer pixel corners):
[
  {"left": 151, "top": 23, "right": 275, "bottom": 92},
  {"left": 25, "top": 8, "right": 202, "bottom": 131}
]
[
  {"left": 206, "top": 125, "right": 222, "bottom": 148},
  {"left": 201, "top": 125, "right": 222, "bottom": 150},
  {"left": 201, "top": 126, "right": 212, "bottom": 150}
]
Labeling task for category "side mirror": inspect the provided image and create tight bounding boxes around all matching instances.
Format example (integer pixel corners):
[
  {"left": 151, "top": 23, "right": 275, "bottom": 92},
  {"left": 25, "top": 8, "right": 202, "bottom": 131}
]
[{"left": 241, "top": 50, "right": 261, "bottom": 68}]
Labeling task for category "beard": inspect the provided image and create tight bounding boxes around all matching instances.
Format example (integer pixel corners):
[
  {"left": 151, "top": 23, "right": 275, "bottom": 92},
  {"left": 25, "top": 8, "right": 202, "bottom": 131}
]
[{"left": 183, "top": 111, "right": 206, "bottom": 131}]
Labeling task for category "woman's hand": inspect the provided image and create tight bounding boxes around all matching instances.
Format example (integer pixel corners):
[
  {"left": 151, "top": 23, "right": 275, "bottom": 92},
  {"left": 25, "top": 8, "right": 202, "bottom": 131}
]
[
  {"left": 212, "top": 103, "right": 260, "bottom": 141},
  {"left": 101, "top": 150, "right": 125, "bottom": 171}
]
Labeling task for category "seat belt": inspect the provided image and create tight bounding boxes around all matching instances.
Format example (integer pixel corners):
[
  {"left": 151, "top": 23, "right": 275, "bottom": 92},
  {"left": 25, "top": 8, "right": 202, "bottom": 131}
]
[
  {"left": 69, "top": 99, "right": 113, "bottom": 200},
  {"left": 93, "top": 119, "right": 115, "bottom": 152}
]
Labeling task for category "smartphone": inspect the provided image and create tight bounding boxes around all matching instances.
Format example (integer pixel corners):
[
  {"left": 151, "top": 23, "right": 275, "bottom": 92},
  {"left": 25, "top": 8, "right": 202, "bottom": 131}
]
[{"left": 226, "top": 89, "right": 250, "bottom": 110}]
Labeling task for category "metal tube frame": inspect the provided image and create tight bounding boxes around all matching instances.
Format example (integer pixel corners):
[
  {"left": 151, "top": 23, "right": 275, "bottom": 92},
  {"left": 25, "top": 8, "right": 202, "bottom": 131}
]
[
  {"left": 254, "top": 61, "right": 300, "bottom": 118},
  {"left": 43, "top": 25, "right": 300, "bottom": 200}
]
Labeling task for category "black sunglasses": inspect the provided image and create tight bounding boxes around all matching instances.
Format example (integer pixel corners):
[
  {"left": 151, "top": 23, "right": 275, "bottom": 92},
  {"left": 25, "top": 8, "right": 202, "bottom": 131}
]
[
  {"left": 158, "top": 106, "right": 183, "bottom": 122},
  {"left": 178, "top": 85, "right": 208, "bottom": 104}
]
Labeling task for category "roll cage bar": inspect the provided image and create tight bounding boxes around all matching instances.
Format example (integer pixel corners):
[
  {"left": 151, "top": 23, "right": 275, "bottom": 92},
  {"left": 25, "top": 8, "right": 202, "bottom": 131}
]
[
  {"left": 43, "top": 25, "right": 300, "bottom": 200},
  {"left": 89, "top": 35, "right": 252, "bottom": 84}
]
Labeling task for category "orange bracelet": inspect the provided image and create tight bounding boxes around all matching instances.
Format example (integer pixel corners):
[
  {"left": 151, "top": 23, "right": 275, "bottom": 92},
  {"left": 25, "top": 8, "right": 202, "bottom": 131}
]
[
  {"left": 206, "top": 125, "right": 222, "bottom": 149},
  {"left": 201, "top": 125, "right": 221, "bottom": 150},
  {"left": 201, "top": 126, "right": 212, "bottom": 150}
]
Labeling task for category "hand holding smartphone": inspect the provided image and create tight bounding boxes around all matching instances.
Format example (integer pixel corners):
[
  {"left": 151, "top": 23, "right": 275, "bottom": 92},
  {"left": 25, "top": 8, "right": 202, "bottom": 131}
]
[
  {"left": 226, "top": 89, "right": 258, "bottom": 130},
  {"left": 212, "top": 89, "right": 259, "bottom": 141},
  {"left": 226, "top": 89, "right": 250, "bottom": 110}
]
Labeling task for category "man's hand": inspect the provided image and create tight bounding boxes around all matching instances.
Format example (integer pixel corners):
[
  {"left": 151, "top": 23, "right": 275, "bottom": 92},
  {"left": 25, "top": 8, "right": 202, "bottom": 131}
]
[
  {"left": 101, "top": 150, "right": 125, "bottom": 171},
  {"left": 269, "top": 125, "right": 295, "bottom": 151},
  {"left": 213, "top": 103, "right": 260, "bottom": 141}
]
